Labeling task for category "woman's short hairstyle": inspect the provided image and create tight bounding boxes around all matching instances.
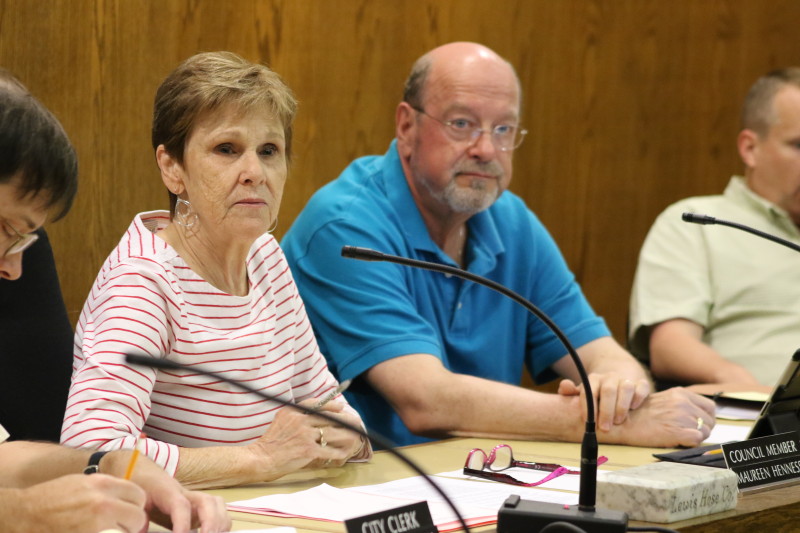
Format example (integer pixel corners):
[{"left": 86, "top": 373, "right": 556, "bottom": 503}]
[
  {"left": 0, "top": 68, "right": 78, "bottom": 221},
  {"left": 151, "top": 51, "right": 298, "bottom": 215},
  {"left": 742, "top": 67, "right": 800, "bottom": 137}
]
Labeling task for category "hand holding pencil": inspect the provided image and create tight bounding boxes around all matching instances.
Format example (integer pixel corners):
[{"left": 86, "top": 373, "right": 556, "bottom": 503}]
[
  {"left": 124, "top": 432, "right": 146, "bottom": 479},
  {"left": 313, "top": 379, "right": 352, "bottom": 410}
]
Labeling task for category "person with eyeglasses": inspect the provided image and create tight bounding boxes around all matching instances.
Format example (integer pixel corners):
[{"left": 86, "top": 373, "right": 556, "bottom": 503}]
[
  {"left": 0, "top": 68, "right": 230, "bottom": 532},
  {"left": 1, "top": 222, "right": 38, "bottom": 258},
  {"left": 281, "top": 42, "right": 716, "bottom": 449}
]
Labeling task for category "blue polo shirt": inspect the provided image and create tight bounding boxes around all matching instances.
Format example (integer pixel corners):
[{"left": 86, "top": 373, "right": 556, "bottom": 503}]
[{"left": 282, "top": 141, "right": 609, "bottom": 446}]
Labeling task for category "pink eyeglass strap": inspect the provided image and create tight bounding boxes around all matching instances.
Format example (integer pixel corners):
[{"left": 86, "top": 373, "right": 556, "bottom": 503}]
[
  {"left": 525, "top": 455, "right": 608, "bottom": 486},
  {"left": 525, "top": 466, "right": 571, "bottom": 486}
]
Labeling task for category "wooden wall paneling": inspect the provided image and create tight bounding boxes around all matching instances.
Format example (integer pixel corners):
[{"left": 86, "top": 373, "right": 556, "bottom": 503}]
[
  {"left": 1, "top": 0, "right": 99, "bottom": 319},
  {"left": 580, "top": 1, "right": 800, "bottom": 338},
  {"left": 2, "top": 0, "right": 800, "bottom": 348}
]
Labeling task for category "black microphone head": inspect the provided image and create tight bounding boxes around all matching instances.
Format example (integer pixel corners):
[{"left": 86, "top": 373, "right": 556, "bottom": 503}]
[
  {"left": 682, "top": 212, "right": 716, "bottom": 225},
  {"left": 341, "top": 246, "right": 385, "bottom": 261},
  {"left": 341, "top": 245, "right": 358, "bottom": 258}
]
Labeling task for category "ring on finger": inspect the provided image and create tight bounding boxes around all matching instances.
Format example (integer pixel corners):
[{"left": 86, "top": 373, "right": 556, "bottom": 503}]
[
  {"left": 319, "top": 427, "right": 327, "bottom": 447},
  {"left": 696, "top": 417, "right": 704, "bottom": 431}
]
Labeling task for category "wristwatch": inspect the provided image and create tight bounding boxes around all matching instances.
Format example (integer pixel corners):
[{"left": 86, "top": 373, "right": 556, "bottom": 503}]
[{"left": 83, "top": 450, "right": 110, "bottom": 474}]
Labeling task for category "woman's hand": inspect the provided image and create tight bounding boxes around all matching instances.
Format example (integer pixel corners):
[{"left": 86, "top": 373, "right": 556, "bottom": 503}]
[
  {"left": 250, "top": 398, "right": 366, "bottom": 478},
  {"left": 309, "top": 400, "right": 369, "bottom": 467}
]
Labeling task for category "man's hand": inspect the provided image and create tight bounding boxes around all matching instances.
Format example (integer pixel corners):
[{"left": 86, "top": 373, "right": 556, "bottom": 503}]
[
  {"left": 8, "top": 474, "right": 148, "bottom": 533},
  {"left": 126, "top": 455, "right": 230, "bottom": 533},
  {"left": 605, "top": 387, "right": 716, "bottom": 447},
  {"left": 555, "top": 336, "right": 652, "bottom": 430},
  {"left": 558, "top": 373, "right": 651, "bottom": 431}
]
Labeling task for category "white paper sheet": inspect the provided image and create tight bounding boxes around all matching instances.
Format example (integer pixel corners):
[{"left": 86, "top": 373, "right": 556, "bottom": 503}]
[
  {"left": 228, "top": 482, "right": 495, "bottom": 531},
  {"left": 228, "top": 471, "right": 584, "bottom": 532},
  {"left": 347, "top": 474, "right": 578, "bottom": 523},
  {"left": 704, "top": 423, "right": 751, "bottom": 444},
  {"left": 715, "top": 403, "right": 761, "bottom": 421},
  {"left": 234, "top": 529, "right": 297, "bottom": 533}
]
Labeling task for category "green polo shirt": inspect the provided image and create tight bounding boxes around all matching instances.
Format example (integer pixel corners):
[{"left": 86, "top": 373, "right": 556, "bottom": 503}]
[{"left": 629, "top": 176, "right": 800, "bottom": 386}]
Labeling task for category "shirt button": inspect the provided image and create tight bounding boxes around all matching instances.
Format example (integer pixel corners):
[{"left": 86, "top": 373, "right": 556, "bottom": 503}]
[{"left": 457, "top": 302, "right": 463, "bottom": 309}]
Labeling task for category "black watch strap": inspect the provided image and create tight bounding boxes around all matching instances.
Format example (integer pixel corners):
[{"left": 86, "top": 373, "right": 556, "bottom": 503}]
[{"left": 83, "top": 450, "right": 109, "bottom": 474}]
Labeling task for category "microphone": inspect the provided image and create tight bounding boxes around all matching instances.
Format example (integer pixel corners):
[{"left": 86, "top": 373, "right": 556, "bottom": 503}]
[
  {"left": 124, "top": 353, "right": 470, "bottom": 533},
  {"left": 341, "top": 246, "right": 628, "bottom": 532},
  {"left": 682, "top": 212, "right": 800, "bottom": 253}
]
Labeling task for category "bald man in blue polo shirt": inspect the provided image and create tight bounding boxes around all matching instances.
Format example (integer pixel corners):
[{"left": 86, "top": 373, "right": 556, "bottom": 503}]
[{"left": 282, "top": 42, "right": 715, "bottom": 448}]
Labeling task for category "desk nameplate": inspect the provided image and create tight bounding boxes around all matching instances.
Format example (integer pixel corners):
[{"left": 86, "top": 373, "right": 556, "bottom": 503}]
[
  {"left": 721, "top": 431, "right": 800, "bottom": 490},
  {"left": 344, "top": 501, "right": 437, "bottom": 533}
]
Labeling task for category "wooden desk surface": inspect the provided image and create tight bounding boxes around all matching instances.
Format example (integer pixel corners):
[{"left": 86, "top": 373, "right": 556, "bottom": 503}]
[
  {"left": 205, "top": 435, "right": 800, "bottom": 533},
  {"left": 150, "top": 519, "right": 274, "bottom": 531}
]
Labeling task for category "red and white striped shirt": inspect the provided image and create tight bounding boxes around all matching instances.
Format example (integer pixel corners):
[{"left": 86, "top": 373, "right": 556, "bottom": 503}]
[{"left": 61, "top": 211, "right": 354, "bottom": 475}]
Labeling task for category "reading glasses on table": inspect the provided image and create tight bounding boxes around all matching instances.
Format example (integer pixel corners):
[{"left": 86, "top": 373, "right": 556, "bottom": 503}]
[{"left": 464, "top": 444, "right": 608, "bottom": 488}]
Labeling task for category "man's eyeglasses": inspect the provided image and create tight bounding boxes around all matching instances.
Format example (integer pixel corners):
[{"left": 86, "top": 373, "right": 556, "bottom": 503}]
[
  {"left": 2, "top": 221, "right": 38, "bottom": 258},
  {"left": 411, "top": 106, "right": 527, "bottom": 152},
  {"left": 464, "top": 444, "right": 608, "bottom": 487}
]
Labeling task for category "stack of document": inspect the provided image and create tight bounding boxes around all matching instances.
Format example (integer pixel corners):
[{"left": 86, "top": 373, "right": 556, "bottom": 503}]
[
  {"left": 228, "top": 468, "right": 598, "bottom": 532},
  {"left": 713, "top": 391, "right": 767, "bottom": 422}
]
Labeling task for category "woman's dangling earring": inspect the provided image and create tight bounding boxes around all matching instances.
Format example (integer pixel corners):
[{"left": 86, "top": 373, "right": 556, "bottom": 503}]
[
  {"left": 175, "top": 198, "right": 198, "bottom": 228},
  {"left": 267, "top": 217, "right": 278, "bottom": 234}
]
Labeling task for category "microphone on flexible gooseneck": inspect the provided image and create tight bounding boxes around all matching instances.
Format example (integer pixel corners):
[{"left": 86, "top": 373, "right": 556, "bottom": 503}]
[
  {"left": 340, "top": 246, "right": 628, "bottom": 532},
  {"left": 681, "top": 212, "right": 800, "bottom": 253},
  {"left": 124, "top": 353, "right": 470, "bottom": 533},
  {"left": 340, "top": 246, "right": 599, "bottom": 506}
]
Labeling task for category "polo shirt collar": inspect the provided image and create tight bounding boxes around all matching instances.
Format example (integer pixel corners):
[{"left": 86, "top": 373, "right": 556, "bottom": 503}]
[
  {"left": 467, "top": 203, "right": 504, "bottom": 273},
  {"left": 725, "top": 175, "right": 800, "bottom": 237},
  {"left": 380, "top": 140, "right": 505, "bottom": 271},
  {"left": 382, "top": 140, "right": 436, "bottom": 255}
]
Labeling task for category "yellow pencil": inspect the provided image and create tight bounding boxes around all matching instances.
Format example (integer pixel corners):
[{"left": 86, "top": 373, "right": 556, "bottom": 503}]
[
  {"left": 702, "top": 448, "right": 723, "bottom": 456},
  {"left": 124, "top": 432, "right": 145, "bottom": 480}
]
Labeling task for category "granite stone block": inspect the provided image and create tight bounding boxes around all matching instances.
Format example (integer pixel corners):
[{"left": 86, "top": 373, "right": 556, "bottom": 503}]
[{"left": 596, "top": 461, "right": 738, "bottom": 523}]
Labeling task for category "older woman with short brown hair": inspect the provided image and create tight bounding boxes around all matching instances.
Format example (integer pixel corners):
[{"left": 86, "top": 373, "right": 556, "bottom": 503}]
[{"left": 61, "top": 51, "right": 369, "bottom": 489}]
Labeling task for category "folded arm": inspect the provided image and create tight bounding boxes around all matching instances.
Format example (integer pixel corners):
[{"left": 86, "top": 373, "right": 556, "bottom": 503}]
[
  {"left": 650, "top": 318, "right": 761, "bottom": 386},
  {"left": 366, "top": 351, "right": 711, "bottom": 448},
  {"left": 367, "top": 353, "right": 591, "bottom": 442}
]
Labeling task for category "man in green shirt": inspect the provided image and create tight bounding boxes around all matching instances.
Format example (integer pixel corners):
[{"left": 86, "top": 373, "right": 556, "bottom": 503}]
[{"left": 630, "top": 68, "right": 800, "bottom": 389}]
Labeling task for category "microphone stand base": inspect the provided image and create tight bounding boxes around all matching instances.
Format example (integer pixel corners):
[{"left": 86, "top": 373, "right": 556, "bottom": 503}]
[{"left": 498, "top": 496, "right": 628, "bottom": 533}]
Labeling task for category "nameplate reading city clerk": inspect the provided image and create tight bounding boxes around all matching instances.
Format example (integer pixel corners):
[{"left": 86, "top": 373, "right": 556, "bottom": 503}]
[
  {"left": 720, "top": 431, "right": 800, "bottom": 490},
  {"left": 345, "top": 501, "right": 437, "bottom": 533}
]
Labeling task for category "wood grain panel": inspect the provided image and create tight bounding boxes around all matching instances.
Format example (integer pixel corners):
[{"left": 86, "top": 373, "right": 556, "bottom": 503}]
[{"left": 2, "top": 0, "right": 800, "bottom": 350}]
